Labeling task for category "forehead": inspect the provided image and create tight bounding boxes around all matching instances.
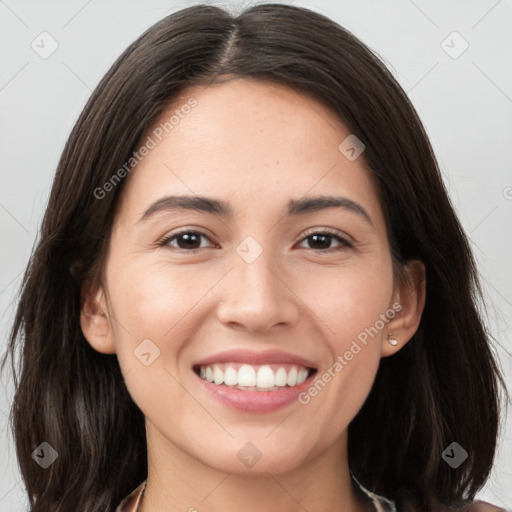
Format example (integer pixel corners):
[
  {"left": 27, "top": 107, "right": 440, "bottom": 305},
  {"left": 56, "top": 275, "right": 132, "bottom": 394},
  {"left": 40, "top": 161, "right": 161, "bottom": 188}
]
[{"left": 115, "top": 78, "right": 383, "bottom": 228}]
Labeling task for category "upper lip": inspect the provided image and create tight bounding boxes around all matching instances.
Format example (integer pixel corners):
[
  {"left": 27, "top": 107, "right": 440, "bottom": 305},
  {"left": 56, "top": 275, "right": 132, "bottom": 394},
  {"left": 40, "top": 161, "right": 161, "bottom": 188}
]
[{"left": 193, "top": 349, "right": 317, "bottom": 369}]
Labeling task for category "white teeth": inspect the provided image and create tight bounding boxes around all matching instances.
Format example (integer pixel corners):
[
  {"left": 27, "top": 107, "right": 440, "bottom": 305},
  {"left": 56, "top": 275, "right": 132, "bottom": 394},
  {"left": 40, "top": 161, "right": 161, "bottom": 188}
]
[
  {"left": 224, "top": 366, "right": 238, "bottom": 386},
  {"left": 213, "top": 364, "right": 224, "bottom": 385},
  {"left": 256, "top": 365, "right": 275, "bottom": 388},
  {"left": 274, "top": 367, "right": 288, "bottom": 387},
  {"left": 237, "top": 364, "right": 256, "bottom": 387},
  {"left": 196, "top": 363, "right": 313, "bottom": 390},
  {"left": 297, "top": 368, "right": 308, "bottom": 385},
  {"left": 286, "top": 367, "right": 297, "bottom": 386}
]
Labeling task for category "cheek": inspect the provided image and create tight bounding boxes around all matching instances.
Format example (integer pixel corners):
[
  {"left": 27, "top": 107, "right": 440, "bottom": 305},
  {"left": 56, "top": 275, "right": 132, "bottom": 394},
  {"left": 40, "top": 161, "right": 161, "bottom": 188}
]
[
  {"left": 297, "top": 258, "right": 392, "bottom": 412},
  {"left": 105, "top": 262, "right": 195, "bottom": 417},
  {"left": 107, "top": 258, "right": 195, "bottom": 333},
  {"left": 298, "top": 257, "right": 394, "bottom": 343},
  {"left": 104, "top": 258, "right": 195, "bottom": 382}
]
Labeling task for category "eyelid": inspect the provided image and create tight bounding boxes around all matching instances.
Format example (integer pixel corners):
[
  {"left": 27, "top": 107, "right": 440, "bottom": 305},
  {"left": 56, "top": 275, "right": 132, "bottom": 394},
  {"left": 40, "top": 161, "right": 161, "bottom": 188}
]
[
  {"left": 298, "top": 226, "right": 353, "bottom": 244},
  {"left": 156, "top": 228, "right": 217, "bottom": 250}
]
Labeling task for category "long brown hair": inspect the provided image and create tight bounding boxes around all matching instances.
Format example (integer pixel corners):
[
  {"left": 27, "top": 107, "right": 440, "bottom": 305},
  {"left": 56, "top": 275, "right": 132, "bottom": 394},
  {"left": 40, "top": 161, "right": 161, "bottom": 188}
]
[{"left": 1, "top": 3, "right": 508, "bottom": 511}]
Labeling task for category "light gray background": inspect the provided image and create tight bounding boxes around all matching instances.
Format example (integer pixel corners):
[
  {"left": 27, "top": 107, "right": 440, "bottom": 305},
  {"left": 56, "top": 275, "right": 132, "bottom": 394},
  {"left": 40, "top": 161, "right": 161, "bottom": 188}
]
[{"left": 1, "top": 0, "right": 511, "bottom": 510}]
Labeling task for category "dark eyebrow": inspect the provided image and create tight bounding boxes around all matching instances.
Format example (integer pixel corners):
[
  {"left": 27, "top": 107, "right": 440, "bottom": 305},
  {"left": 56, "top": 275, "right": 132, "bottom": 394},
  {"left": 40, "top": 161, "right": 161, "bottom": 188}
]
[
  {"left": 287, "top": 195, "right": 373, "bottom": 227},
  {"left": 139, "top": 195, "right": 233, "bottom": 221},
  {"left": 138, "top": 194, "right": 373, "bottom": 227}
]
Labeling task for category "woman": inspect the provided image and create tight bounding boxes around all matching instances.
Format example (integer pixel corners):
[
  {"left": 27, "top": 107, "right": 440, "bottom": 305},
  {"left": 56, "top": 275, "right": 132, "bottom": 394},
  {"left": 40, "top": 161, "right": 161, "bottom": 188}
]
[{"left": 1, "top": 3, "right": 509, "bottom": 511}]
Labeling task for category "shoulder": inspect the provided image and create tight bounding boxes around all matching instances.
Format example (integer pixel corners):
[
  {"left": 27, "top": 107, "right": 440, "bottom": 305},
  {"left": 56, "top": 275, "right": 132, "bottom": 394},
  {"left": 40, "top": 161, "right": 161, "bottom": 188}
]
[
  {"left": 115, "top": 481, "right": 146, "bottom": 512},
  {"left": 462, "top": 499, "right": 508, "bottom": 511}
]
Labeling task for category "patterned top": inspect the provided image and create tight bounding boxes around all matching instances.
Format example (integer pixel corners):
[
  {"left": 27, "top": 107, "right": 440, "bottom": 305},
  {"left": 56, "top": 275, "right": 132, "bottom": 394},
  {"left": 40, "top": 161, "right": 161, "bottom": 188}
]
[
  {"left": 115, "top": 479, "right": 146, "bottom": 512},
  {"left": 114, "top": 473, "right": 397, "bottom": 511},
  {"left": 352, "top": 473, "right": 397, "bottom": 512}
]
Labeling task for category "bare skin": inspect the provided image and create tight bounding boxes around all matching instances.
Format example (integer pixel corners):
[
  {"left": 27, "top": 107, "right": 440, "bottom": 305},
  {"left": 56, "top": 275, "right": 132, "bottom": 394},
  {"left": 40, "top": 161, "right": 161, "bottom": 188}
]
[{"left": 81, "top": 78, "right": 427, "bottom": 512}]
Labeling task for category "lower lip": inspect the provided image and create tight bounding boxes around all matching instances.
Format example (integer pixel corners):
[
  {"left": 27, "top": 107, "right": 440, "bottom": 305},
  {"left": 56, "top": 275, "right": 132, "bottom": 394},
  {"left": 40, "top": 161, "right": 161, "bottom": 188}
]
[{"left": 194, "top": 370, "right": 317, "bottom": 413}]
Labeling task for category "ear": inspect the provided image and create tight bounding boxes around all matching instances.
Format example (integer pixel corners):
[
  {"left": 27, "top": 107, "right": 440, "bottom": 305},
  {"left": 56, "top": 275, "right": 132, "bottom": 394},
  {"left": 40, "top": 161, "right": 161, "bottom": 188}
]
[
  {"left": 80, "top": 279, "right": 116, "bottom": 354},
  {"left": 381, "top": 259, "right": 426, "bottom": 357}
]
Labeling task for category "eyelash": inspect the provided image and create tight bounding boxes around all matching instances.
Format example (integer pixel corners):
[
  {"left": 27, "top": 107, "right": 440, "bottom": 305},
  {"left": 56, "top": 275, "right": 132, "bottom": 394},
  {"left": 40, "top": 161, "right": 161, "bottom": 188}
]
[{"left": 156, "top": 227, "right": 353, "bottom": 254}]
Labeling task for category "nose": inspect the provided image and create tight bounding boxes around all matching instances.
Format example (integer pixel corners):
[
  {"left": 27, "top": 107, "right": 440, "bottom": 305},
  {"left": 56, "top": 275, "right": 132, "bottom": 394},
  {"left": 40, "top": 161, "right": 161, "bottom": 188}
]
[{"left": 215, "top": 246, "right": 300, "bottom": 333}]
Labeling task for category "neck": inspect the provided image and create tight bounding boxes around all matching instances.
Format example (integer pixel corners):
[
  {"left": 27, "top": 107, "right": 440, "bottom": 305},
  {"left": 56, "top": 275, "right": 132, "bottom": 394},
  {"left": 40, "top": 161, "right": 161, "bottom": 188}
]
[{"left": 138, "top": 424, "right": 372, "bottom": 512}]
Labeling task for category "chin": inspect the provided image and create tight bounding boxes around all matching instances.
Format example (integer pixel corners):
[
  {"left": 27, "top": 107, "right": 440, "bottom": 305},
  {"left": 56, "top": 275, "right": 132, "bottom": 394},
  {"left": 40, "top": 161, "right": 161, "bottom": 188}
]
[{"left": 197, "top": 442, "right": 310, "bottom": 476}]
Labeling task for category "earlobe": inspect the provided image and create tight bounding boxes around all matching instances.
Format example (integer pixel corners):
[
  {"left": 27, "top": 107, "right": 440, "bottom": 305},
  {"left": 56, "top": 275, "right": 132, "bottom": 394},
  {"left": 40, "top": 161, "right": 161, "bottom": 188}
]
[
  {"left": 80, "top": 281, "right": 116, "bottom": 354},
  {"left": 381, "top": 259, "right": 426, "bottom": 357}
]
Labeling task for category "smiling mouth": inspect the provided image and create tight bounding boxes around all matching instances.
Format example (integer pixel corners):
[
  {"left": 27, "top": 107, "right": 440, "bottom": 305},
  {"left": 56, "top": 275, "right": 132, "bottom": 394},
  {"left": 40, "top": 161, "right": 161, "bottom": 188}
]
[{"left": 193, "top": 362, "right": 317, "bottom": 391}]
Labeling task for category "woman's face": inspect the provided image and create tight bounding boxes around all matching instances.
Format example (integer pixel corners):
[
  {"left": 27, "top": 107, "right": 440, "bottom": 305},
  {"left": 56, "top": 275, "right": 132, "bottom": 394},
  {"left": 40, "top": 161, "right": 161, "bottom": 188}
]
[{"left": 83, "top": 78, "right": 423, "bottom": 476}]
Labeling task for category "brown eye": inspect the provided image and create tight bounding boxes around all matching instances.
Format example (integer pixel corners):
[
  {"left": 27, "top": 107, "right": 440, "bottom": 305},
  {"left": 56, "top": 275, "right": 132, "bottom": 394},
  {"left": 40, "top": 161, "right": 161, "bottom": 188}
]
[
  {"left": 158, "top": 228, "right": 352, "bottom": 254},
  {"left": 297, "top": 229, "right": 352, "bottom": 251},
  {"left": 158, "top": 230, "right": 213, "bottom": 253}
]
